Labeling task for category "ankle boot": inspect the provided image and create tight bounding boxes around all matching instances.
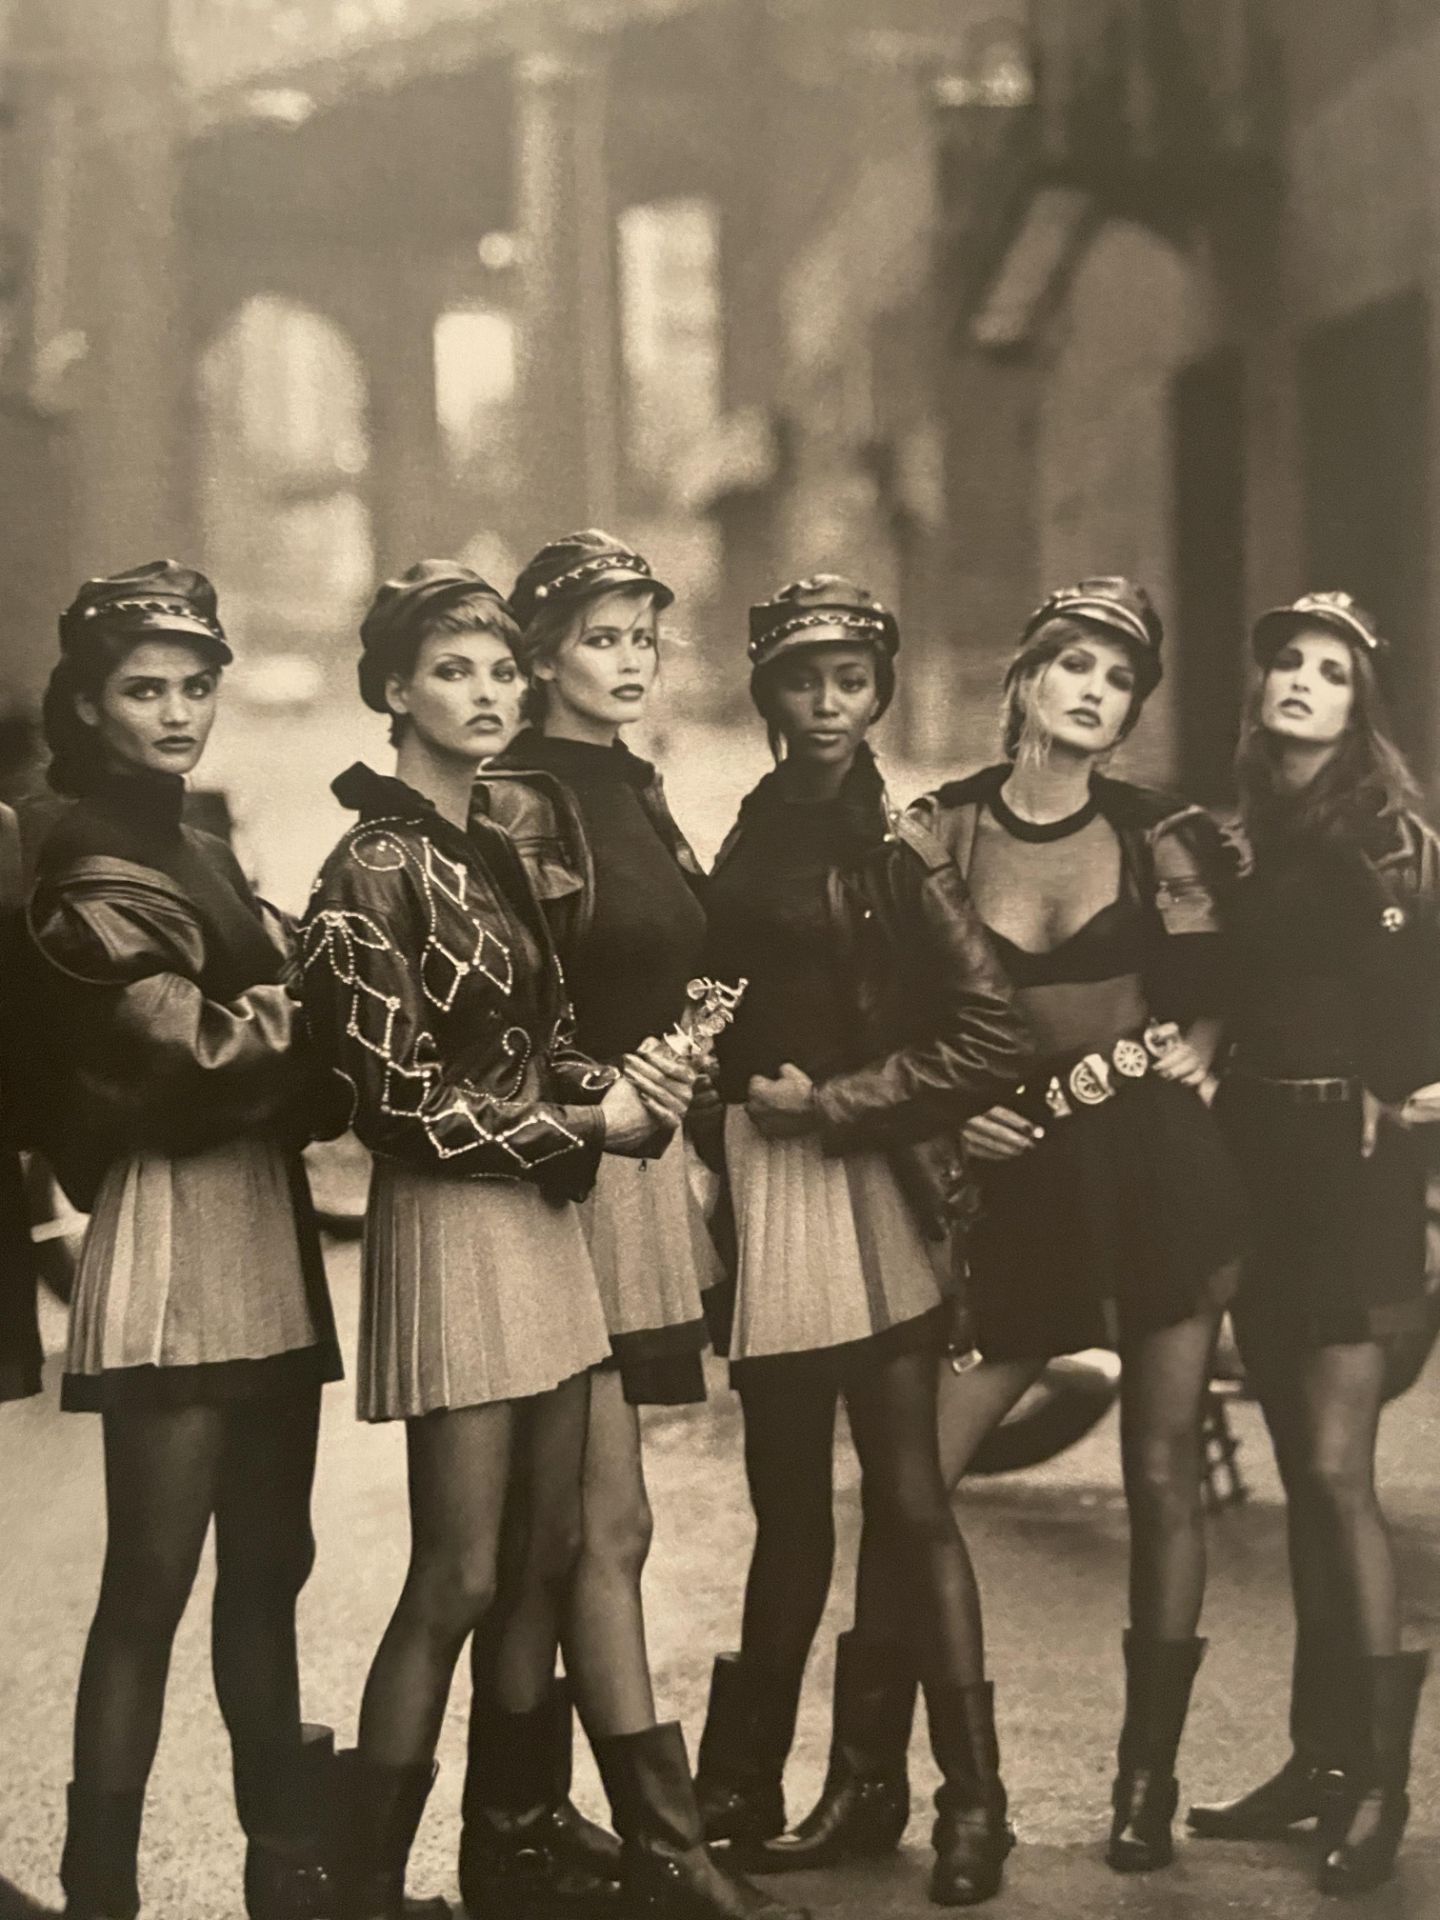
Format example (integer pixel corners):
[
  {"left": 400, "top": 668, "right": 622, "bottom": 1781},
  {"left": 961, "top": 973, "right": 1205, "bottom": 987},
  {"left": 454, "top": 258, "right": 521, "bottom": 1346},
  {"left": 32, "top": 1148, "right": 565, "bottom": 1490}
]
[
  {"left": 458, "top": 1682, "right": 619, "bottom": 1917},
  {"left": 924, "top": 1682, "right": 1014, "bottom": 1907},
  {"left": 593, "top": 1721, "right": 810, "bottom": 1919},
  {"left": 1317, "top": 1650, "right": 1428, "bottom": 1895},
  {"left": 335, "top": 1752, "right": 449, "bottom": 1920},
  {"left": 234, "top": 1723, "right": 338, "bottom": 1919},
  {"left": 752, "top": 1634, "right": 916, "bottom": 1872},
  {"left": 60, "top": 1783, "right": 145, "bottom": 1920},
  {"left": 1106, "top": 1633, "right": 1206, "bottom": 1873},
  {"left": 1188, "top": 1639, "right": 1344, "bottom": 1839},
  {"left": 694, "top": 1656, "right": 797, "bottom": 1846}
]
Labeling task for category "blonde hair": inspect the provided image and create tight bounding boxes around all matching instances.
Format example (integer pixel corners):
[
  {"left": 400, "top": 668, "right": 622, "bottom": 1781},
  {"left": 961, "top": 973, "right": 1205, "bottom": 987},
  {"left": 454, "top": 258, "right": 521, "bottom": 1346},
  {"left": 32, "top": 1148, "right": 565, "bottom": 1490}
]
[
  {"left": 1000, "top": 616, "right": 1147, "bottom": 762},
  {"left": 514, "top": 584, "right": 660, "bottom": 726}
]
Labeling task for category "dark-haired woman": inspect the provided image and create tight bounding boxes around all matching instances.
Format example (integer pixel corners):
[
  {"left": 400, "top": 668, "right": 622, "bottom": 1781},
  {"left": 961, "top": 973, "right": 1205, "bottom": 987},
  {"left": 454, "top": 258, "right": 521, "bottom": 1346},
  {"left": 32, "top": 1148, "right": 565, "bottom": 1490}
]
[
  {"left": 460, "top": 533, "right": 805, "bottom": 1920},
  {"left": 781, "top": 580, "right": 1249, "bottom": 1884},
  {"left": 27, "top": 563, "right": 343, "bottom": 1920},
  {"left": 1187, "top": 594, "right": 1435, "bottom": 1894},
  {"left": 300, "top": 563, "right": 740, "bottom": 1920},
  {"left": 692, "top": 578, "right": 1029, "bottom": 1907}
]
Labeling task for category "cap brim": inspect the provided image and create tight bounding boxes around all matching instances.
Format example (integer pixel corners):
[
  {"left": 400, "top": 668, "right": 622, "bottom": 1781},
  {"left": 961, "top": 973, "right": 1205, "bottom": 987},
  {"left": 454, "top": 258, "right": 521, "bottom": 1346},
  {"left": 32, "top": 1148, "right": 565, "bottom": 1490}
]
[
  {"left": 118, "top": 612, "right": 233, "bottom": 663},
  {"left": 566, "top": 567, "right": 674, "bottom": 613},
  {"left": 1252, "top": 605, "right": 1380, "bottom": 660}
]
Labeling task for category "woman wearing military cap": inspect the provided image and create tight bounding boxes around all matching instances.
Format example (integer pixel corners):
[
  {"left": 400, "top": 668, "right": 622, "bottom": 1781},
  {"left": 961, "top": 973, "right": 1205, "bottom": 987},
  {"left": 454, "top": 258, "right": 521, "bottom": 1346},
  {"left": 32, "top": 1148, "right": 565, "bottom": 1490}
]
[
  {"left": 459, "top": 532, "right": 807, "bottom": 1920},
  {"left": 803, "top": 579, "right": 1249, "bottom": 1884},
  {"left": 299, "top": 562, "right": 712, "bottom": 1920},
  {"left": 26, "top": 562, "right": 343, "bottom": 1920},
  {"left": 1187, "top": 593, "right": 1436, "bottom": 1893},
  {"left": 693, "top": 576, "right": 1029, "bottom": 1907}
]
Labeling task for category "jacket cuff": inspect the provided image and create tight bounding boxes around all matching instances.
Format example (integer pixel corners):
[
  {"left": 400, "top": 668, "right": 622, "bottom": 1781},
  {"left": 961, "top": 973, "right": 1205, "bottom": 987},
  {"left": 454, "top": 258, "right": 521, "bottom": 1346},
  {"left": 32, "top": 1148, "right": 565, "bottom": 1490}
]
[
  {"left": 565, "top": 1102, "right": 608, "bottom": 1152},
  {"left": 810, "top": 1077, "right": 861, "bottom": 1153}
]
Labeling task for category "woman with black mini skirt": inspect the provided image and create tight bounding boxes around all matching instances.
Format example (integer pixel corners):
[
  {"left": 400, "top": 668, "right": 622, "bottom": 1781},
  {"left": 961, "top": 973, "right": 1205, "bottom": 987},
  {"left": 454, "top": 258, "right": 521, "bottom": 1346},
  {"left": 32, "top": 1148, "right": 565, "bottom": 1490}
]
[
  {"left": 692, "top": 577, "right": 1029, "bottom": 1907},
  {"left": 1188, "top": 593, "right": 1436, "bottom": 1894},
  {"left": 27, "top": 564, "right": 343, "bottom": 1920},
  {"left": 779, "top": 579, "right": 1249, "bottom": 1887},
  {"left": 460, "top": 532, "right": 801, "bottom": 1920}
]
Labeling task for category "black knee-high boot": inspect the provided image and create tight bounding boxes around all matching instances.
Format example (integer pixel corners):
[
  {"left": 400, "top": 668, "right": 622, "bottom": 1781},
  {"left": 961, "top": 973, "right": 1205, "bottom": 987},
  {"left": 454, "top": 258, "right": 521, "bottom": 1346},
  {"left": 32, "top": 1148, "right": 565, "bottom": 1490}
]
[
  {"left": 752, "top": 1634, "right": 915, "bottom": 1872},
  {"left": 594, "top": 1722, "right": 810, "bottom": 1919},
  {"left": 1106, "top": 1633, "right": 1206, "bottom": 1872},
  {"left": 1188, "top": 1638, "right": 1344, "bottom": 1838},
  {"left": 335, "top": 1752, "right": 449, "bottom": 1920},
  {"left": 693, "top": 1656, "right": 798, "bottom": 1847},
  {"left": 1317, "top": 1650, "right": 1428, "bottom": 1896},
  {"left": 60, "top": 1784, "right": 145, "bottom": 1920},
  {"left": 458, "top": 1682, "right": 620, "bottom": 1917},
  {"left": 233, "top": 1723, "right": 338, "bottom": 1919},
  {"left": 924, "top": 1683, "right": 1014, "bottom": 1908}
]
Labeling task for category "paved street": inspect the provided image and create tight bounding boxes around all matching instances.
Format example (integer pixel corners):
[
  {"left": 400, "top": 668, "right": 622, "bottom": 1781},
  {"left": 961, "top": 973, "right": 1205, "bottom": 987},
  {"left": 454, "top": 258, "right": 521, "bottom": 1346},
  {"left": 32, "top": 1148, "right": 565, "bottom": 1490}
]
[{"left": 1, "top": 1240, "right": 1437, "bottom": 1917}]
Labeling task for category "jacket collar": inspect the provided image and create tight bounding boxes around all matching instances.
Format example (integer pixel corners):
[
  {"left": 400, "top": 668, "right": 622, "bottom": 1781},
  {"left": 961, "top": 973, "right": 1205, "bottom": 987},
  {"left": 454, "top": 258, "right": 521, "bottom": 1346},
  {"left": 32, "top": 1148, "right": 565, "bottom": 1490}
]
[{"left": 332, "top": 760, "right": 445, "bottom": 826}]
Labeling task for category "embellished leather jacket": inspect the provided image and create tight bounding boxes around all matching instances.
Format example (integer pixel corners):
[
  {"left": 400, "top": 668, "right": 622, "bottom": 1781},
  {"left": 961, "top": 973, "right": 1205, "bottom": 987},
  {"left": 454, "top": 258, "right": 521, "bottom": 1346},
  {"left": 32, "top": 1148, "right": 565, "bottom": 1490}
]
[
  {"left": 907, "top": 766, "right": 1243, "bottom": 1025},
  {"left": 474, "top": 730, "right": 705, "bottom": 954},
  {"left": 0, "top": 799, "right": 40, "bottom": 1402},
  {"left": 301, "top": 763, "right": 617, "bottom": 1205},
  {"left": 710, "top": 752, "right": 1028, "bottom": 1238},
  {"left": 25, "top": 769, "right": 332, "bottom": 1213}
]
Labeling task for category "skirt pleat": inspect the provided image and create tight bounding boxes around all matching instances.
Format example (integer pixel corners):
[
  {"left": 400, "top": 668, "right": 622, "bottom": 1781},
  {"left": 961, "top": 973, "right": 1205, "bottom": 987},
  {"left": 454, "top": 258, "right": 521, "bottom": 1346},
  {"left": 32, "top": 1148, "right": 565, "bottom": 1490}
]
[
  {"left": 360, "top": 1162, "right": 612, "bottom": 1420},
  {"left": 724, "top": 1108, "right": 948, "bottom": 1362},
  {"left": 580, "top": 1135, "right": 721, "bottom": 1343},
  {"left": 68, "top": 1138, "right": 320, "bottom": 1383}
]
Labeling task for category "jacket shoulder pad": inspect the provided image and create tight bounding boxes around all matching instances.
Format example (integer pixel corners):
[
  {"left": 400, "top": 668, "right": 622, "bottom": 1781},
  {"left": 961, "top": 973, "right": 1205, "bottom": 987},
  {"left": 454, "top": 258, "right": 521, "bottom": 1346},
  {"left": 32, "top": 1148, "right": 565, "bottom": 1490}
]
[{"left": 30, "top": 856, "right": 205, "bottom": 985}]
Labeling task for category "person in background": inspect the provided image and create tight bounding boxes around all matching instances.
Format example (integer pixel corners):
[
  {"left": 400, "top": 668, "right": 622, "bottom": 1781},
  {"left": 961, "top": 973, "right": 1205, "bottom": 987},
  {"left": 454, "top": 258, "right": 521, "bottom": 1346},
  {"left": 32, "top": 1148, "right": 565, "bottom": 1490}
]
[
  {"left": 29, "top": 563, "right": 343, "bottom": 1920},
  {"left": 784, "top": 579, "right": 1247, "bottom": 1885},
  {"left": 694, "top": 577, "right": 1028, "bottom": 1907},
  {"left": 1188, "top": 593, "right": 1436, "bottom": 1894},
  {"left": 462, "top": 531, "right": 800, "bottom": 1920},
  {"left": 299, "top": 563, "right": 703, "bottom": 1920}
]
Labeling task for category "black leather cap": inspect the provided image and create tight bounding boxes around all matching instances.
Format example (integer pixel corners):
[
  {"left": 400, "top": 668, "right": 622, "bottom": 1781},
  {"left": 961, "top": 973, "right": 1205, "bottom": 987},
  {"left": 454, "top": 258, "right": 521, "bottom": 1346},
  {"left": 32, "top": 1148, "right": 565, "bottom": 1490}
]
[
  {"left": 59, "top": 560, "right": 232, "bottom": 665},
  {"left": 1251, "top": 590, "right": 1386, "bottom": 666},
  {"left": 357, "top": 560, "right": 513, "bottom": 712},
  {"left": 748, "top": 575, "right": 900, "bottom": 720},
  {"left": 510, "top": 529, "right": 673, "bottom": 631},
  {"left": 1016, "top": 576, "right": 1163, "bottom": 693}
]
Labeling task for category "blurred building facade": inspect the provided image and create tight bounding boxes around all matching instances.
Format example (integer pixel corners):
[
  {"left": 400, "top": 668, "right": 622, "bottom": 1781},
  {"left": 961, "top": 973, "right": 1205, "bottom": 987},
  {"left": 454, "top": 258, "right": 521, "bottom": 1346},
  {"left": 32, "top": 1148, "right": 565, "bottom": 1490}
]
[{"left": 0, "top": 0, "right": 1436, "bottom": 798}]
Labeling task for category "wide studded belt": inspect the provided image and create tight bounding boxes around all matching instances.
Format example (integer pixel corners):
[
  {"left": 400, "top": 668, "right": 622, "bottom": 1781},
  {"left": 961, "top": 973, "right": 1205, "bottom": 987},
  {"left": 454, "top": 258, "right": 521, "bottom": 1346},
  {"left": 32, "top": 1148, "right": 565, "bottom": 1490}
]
[{"left": 1025, "top": 1023, "right": 1178, "bottom": 1122}]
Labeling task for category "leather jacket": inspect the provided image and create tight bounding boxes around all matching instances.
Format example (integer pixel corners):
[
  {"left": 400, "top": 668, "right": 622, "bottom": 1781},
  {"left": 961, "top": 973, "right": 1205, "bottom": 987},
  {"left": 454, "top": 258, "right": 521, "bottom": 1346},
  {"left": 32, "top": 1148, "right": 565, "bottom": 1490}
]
[
  {"left": 301, "top": 763, "right": 617, "bottom": 1205},
  {"left": 0, "top": 800, "right": 40, "bottom": 1402},
  {"left": 711, "top": 752, "right": 1028, "bottom": 1238},
  {"left": 474, "top": 730, "right": 705, "bottom": 954},
  {"left": 26, "top": 774, "right": 332, "bottom": 1213},
  {"left": 907, "top": 766, "right": 1242, "bottom": 1024}
]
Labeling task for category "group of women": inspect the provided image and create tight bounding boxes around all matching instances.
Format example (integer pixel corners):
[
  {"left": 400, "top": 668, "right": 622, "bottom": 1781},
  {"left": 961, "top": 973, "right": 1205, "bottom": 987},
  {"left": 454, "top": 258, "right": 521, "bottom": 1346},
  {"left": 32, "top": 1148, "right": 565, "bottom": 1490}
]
[{"left": 0, "top": 536, "right": 1435, "bottom": 1920}]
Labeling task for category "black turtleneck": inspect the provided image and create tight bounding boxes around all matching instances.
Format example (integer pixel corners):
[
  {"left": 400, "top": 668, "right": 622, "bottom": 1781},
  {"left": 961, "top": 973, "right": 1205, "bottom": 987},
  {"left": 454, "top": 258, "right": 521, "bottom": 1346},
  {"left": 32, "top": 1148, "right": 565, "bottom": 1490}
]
[
  {"left": 38, "top": 764, "right": 282, "bottom": 1000},
  {"left": 510, "top": 733, "right": 707, "bottom": 1060}
]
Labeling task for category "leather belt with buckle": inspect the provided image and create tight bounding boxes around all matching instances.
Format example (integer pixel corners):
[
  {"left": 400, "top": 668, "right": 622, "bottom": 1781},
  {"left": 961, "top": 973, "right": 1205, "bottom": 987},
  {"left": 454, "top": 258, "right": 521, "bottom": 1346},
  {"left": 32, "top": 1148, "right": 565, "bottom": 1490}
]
[
  {"left": 1031, "top": 1025, "right": 1173, "bottom": 1122},
  {"left": 1226, "top": 1066, "right": 1359, "bottom": 1105}
]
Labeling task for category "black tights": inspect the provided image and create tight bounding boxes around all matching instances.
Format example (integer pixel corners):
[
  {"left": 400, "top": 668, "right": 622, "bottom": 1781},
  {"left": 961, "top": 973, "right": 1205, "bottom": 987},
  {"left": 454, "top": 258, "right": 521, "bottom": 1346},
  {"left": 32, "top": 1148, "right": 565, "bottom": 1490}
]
[
  {"left": 74, "top": 1387, "right": 321, "bottom": 1791},
  {"left": 1245, "top": 1336, "right": 1397, "bottom": 1659},
  {"left": 852, "top": 1302, "right": 1226, "bottom": 1654},
  {"left": 359, "top": 1371, "right": 591, "bottom": 1767},
  {"left": 737, "top": 1345, "right": 986, "bottom": 1698}
]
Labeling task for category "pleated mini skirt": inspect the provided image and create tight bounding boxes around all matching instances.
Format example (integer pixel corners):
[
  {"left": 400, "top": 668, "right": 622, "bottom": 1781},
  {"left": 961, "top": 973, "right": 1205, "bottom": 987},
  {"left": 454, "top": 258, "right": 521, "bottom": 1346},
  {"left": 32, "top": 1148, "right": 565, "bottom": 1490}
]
[
  {"left": 360, "top": 1161, "right": 613, "bottom": 1420},
  {"left": 64, "top": 1136, "right": 339, "bottom": 1411},
  {"left": 724, "top": 1107, "right": 949, "bottom": 1373},
  {"left": 580, "top": 1134, "right": 721, "bottom": 1359}
]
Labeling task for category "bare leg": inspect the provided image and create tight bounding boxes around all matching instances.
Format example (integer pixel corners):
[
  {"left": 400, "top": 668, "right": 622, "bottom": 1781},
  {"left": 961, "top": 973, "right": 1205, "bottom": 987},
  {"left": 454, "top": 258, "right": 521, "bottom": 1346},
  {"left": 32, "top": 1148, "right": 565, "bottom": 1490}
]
[{"left": 562, "top": 1367, "right": 659, "bottom": 1739}]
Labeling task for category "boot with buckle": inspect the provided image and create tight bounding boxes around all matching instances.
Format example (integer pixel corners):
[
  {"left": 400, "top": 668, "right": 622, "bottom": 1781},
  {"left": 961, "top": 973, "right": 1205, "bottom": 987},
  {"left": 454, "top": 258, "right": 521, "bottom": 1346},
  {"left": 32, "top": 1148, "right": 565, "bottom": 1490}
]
[
  {"left": 1106, "top": 1633, "right": 1206, "bottom": 1872},
  {"left": 1317, "top": 1649, "right": 1428, "bottom": 1896}
]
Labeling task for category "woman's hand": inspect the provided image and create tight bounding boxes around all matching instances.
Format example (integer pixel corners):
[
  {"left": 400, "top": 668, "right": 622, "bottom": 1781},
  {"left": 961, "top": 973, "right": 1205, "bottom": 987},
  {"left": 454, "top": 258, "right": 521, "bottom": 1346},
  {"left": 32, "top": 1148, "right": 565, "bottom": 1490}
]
[
  {"left": 1397, "top": 1080, "right": 1440, "bottom": 1128},
  {"left": 1150, "top": 1037, "right": 1212, "bottom": 1089},
  {"left": 1360, "top": 1086, "right": 1414, "bottom": 1158},
  {"left": 623, "top": 1039, "right": 697, "bottom": 1130},
  {"left": 962, "top": 1105, "right": 1043, "bottom": 1165},
  {"left": 600, "top": 1075, "right": 670, "bottom": 1156},
  {"left": 1147, "top": 1018, "right": 1220, "bottom": 1104},
  {"left": 746, "top": 1063, "right": 817, "bottom": 1138}
]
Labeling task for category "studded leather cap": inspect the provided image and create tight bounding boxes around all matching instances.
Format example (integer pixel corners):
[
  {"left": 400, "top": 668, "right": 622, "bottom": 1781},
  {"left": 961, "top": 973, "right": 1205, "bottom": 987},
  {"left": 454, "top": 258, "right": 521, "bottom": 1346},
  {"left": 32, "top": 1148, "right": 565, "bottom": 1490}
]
[
  {"left": 510, "top": 529, "right": 673, "bottom": 632},
  {"left": 1015, "top": 575, "right": 1164, "bottom": 694},
  {"left": 1251, "top": 590, "right": 1386, "bottom": 666},
  {"left": 59, "top": 560, "right": 232, "bottom": 665},
  {"left": 747, "top": 575, "right": 901, "bottom": 720},
  {"left": 357, "top": 560, "right": 514, "bottom": 713}
]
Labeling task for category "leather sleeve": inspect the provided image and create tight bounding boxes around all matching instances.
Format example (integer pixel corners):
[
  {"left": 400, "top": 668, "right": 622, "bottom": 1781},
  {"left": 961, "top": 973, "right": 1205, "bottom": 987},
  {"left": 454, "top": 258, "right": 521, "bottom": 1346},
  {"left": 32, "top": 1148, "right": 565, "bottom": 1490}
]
[
  {"left": 300, "top": 895, "right": 606, "bottom": 1185},
  {"left": 545, "top": 960, "right": 620, "bottom": 1107},
  {"left": 30, "top": 878, "right": 313, "bottom": 1150},
  {"left": 811, "top": 844, "right": 1028, "bottom": 1151}
]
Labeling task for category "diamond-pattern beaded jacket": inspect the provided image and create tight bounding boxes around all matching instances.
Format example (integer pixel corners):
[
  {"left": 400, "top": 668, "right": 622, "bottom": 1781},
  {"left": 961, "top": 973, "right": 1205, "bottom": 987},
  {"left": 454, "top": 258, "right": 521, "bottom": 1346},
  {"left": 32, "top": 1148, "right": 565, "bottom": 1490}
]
[{"left": 301, "top": 763, "right": 615, "bottom": 1204}]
